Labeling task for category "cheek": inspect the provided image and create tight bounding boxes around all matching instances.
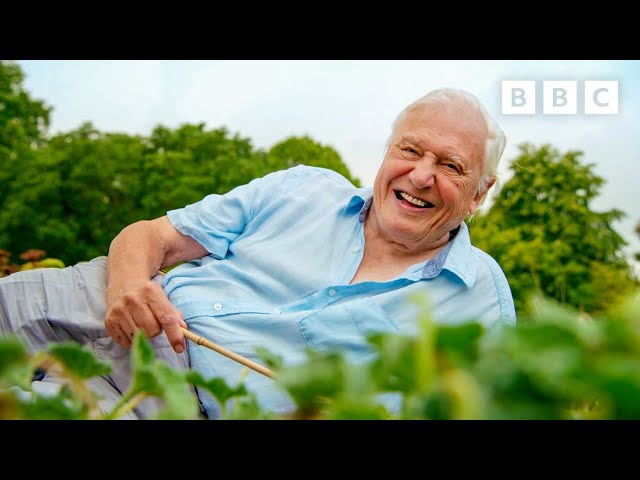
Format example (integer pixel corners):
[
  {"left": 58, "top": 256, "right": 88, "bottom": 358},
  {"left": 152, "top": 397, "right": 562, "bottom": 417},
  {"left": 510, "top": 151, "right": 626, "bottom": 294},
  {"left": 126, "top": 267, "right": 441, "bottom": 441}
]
[
  {"left": 382, "top": 157, "right": 413, "bottom": 180},
  {"left": 437, "top": 183, "right": 459, "bottom": 206},
  {"left": 377, "top": 168, "right": 405, "bottom": 197},
  {"left": 439, "top": 181, "right": 475, "bottom": 212}
]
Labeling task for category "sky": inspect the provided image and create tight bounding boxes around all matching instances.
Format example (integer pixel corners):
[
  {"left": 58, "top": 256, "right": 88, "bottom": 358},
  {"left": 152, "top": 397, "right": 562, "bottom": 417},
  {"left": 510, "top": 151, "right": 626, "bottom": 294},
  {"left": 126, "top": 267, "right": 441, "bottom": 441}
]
[{"left": 16, "top": 60, "right": 640, "bottom": 268}]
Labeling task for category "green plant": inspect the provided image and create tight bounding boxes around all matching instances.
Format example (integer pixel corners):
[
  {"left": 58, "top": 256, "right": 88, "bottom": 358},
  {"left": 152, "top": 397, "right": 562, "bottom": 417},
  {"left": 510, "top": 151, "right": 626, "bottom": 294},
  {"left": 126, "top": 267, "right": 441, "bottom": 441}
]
[
  {"left": 0, "top": 334, "right": 258, "bottom": 420},
  {"left": 2, "top": 291, "right": 639, "bottom": 420}
]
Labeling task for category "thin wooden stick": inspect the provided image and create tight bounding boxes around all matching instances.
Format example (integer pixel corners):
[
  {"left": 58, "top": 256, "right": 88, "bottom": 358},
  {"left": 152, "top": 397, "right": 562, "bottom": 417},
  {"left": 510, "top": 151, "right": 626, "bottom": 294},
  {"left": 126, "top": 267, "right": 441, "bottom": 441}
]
[{"left": 181, "top": 327, "right": 275, "bottom": 379}]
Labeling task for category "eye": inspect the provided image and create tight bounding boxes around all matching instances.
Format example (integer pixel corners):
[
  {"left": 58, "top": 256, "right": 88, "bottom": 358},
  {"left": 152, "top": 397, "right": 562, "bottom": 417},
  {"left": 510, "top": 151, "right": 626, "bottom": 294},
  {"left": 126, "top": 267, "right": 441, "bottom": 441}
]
[
  {"left": 400, "top": 146, "right": 419, "bottom": 158},
  {"left": 445, "top": 162, "right": 460, "bottom": 173}
]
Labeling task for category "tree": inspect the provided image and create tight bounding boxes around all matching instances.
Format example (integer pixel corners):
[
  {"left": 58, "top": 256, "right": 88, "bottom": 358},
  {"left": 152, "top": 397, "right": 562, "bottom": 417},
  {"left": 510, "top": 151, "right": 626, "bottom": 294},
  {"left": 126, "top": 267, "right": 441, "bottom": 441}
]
[
  {"left": 0, "top": 60, "right": 50, "bottom": 151},
  {"left": 0, "top": 121, "right": 268, "bottom": 263},
  {"left": 635, "top": 221, "right": 640, "bottom": 263},
  {"left": 0, "top": 60, "right": 51, "bottom": 213},
  {"left": 1, "top": 121, "right": 361, "bottom": 265},
  {"left": 0, "top": 61, "right": 53, "bottom": 266},
  {"left": 470, "top": 143, "right": 636, "bottom": 316},
  {"left": 0, "top": 62, "right": 362, "bottom": 266},
  {"left": 267, "top": 136, "right": 361, "bottom": 187}
]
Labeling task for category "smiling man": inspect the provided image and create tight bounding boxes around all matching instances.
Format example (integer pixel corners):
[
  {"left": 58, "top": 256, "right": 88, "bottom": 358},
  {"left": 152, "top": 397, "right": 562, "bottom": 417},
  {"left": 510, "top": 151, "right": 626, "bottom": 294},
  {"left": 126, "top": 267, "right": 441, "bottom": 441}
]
[{"left": 0, "top": 88, "right": 515, "bottom": 419}]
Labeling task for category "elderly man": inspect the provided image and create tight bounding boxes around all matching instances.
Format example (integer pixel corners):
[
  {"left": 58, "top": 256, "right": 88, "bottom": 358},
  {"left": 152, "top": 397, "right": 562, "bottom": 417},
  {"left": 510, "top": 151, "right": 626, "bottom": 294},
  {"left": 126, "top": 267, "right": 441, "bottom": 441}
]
[{"left": 0, "top": 88, "right": 515, "bottom": 419}]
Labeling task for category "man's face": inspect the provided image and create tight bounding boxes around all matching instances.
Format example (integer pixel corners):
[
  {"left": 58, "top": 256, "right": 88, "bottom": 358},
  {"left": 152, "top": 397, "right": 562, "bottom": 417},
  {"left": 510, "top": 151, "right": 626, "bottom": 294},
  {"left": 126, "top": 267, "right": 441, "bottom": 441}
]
[{"left": 371, "top": 101, "right": 489, "bottom": 251}]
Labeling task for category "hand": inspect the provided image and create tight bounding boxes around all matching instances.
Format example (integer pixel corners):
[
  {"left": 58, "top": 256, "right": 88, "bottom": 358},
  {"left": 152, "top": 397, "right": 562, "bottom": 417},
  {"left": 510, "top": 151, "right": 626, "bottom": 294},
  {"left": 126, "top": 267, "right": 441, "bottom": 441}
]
[{"left": 105, "top": 280, "right": 187, "bottom": 354}]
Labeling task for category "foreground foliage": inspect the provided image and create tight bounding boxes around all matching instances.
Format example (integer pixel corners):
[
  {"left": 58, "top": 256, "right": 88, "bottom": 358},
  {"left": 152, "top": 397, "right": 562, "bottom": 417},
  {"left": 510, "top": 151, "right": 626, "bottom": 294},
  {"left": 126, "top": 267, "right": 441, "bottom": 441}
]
[{"left": 2, "top": 292, "right": 639, "bottom": 420}]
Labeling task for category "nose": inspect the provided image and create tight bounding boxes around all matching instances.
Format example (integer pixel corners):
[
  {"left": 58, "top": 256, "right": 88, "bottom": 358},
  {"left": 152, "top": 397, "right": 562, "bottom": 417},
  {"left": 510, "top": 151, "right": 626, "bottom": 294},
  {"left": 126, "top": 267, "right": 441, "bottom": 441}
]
[{"left": 408, "top": 159, "right": 436, "bottom": 190}]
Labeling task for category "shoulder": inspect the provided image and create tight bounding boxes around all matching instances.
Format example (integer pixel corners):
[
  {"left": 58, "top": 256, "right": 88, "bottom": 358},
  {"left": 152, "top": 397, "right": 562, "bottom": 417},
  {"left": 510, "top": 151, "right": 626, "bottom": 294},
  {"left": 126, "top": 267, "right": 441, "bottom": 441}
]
[
  {"left": 472, "top": 246, "right": 507, "bottom": 282},
  {"left": 274, "top": 165, "right": 359, "bottom": 199},
  {"left": 241, "top": 165, "right": 355, "bottom": 199},
  {"left": 283, "top": 164, "right": 356, "bottom": 187},
  {"left": 471, "top": 246, "right": 517, "bottom": 326}
]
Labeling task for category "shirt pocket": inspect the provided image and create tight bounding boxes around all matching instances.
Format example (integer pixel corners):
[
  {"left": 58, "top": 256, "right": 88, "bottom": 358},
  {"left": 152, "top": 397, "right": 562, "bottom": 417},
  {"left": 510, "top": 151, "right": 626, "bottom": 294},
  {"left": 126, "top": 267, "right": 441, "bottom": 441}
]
[
  {"left": 298, "top": 299, "right": 399, "bottom": 360},
  {"left": 173, "top": 300, "right": 279, "bottom": 356},
  {"left": 173, "top": 299, "right": 272, "bottom": 321},
  {"left": 174, "top": 302, "right": 296, "bottom": 419}
]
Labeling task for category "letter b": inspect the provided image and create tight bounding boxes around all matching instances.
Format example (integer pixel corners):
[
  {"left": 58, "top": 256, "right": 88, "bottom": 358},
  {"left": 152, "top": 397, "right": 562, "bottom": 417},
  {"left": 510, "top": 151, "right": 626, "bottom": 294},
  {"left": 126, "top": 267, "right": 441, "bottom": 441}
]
[
  {"left": 512, "top": 88, "right": 527, "bottom": 107},
  {"left": 543, "top": 81, "right": 576, "bottom": 114},
  {"left": 502, "top": 81, "right": 536, "bottom": 114}
]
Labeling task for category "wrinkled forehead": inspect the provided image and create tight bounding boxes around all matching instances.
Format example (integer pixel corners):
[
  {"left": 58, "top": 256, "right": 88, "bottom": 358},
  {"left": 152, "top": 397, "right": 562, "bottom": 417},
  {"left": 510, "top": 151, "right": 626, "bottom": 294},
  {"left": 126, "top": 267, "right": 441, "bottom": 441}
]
[
  {"left": 395, "top": 101, "right": 488, "bottom": 163},
  {"left": 409, "top": 101, "right": 486, "bottom": 138}
]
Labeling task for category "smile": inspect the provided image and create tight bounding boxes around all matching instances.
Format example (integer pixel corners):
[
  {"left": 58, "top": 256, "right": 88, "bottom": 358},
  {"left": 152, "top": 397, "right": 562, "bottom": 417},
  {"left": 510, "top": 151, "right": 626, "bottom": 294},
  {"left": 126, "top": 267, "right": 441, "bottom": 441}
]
[{"left": 394, "top": 190, "right": 435, "bottom": 209}]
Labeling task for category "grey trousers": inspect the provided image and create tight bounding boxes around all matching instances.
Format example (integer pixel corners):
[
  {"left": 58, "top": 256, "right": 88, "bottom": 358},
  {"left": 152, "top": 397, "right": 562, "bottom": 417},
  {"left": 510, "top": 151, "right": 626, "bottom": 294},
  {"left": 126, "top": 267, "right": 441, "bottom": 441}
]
[{"left": 0, "top": 256, "right": 193, "bottom": 419}]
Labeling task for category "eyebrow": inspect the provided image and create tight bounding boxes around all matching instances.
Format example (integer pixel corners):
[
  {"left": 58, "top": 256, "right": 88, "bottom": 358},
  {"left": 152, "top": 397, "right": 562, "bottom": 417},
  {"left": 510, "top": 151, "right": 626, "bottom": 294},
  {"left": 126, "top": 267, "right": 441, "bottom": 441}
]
[
  {"left": 399, "top": 135, "right": 466, "bottom": 164},
  {"left": 398, "top": 135, "right": 424, "bottom": 148},
  {"left": 444, "top": 154, "right": 464, "bottom": 163}
]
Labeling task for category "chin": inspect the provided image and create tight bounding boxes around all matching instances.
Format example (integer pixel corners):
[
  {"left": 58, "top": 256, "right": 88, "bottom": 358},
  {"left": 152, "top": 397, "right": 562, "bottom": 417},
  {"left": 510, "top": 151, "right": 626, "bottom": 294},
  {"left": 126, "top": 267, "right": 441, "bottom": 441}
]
[{"left": 387, "top": 220, "right": 426, "bottom": 239}]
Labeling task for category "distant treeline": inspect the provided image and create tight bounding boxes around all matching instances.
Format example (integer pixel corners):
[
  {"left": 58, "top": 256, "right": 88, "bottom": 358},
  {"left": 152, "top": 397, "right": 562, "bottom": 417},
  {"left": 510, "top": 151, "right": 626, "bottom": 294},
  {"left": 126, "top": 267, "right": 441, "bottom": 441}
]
[{"left": 0, "top": 62, "right": 360, "bottom": 267}]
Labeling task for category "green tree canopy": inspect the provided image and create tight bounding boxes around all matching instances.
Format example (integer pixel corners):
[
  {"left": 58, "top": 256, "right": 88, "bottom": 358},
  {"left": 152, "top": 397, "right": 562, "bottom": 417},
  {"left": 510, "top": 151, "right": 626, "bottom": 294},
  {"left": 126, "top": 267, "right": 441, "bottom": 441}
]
[
  {"left": 0, "top": 122, "right": 361, "bottom": 265},
  {"left": 0, "top": 62, "right": 361, "bottom": 265},
  {"left": 0, "top": 60, "right": 50, "bottom": 151},
  {"left": 470, "top": 143, "right": 636, "bottom": 316},
  {"left": 635, "top": 221, "right": 640, "bottom": 262},
  {"left": 0, "top": 61, "right": 52, "bottom": 228},
  {"left": 267, "top": 135, "right": 361, "bottom": 187}
]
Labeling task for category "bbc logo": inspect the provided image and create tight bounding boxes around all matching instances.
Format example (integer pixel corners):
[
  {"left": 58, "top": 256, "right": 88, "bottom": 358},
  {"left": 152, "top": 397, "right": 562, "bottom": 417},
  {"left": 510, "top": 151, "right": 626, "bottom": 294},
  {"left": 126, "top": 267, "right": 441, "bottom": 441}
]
[{"left": 502, "top": 81, "right": 618, "bottom": 115}]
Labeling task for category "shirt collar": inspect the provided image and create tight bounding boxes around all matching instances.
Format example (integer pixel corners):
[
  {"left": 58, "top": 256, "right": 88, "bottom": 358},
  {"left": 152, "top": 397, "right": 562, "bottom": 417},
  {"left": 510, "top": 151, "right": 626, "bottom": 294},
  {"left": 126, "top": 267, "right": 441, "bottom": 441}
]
[
  {"left": 399, "top": 223, "right": 477, "bottom": 287},
  {"left": 344, "top": 190, "right": 477, "bottom": 288},
  {"left": 343, "top": 188, "right": 373, "bottom": 221},
  {"left": 438, "top": 222, "right": 477, "bottom": 288}
]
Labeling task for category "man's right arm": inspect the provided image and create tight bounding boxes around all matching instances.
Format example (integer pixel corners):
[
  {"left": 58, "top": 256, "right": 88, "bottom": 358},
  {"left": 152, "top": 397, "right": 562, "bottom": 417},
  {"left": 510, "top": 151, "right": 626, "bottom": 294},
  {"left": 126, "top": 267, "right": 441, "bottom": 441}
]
[{"left": 105, "top": 216, "right": 207, "bottom": 354}]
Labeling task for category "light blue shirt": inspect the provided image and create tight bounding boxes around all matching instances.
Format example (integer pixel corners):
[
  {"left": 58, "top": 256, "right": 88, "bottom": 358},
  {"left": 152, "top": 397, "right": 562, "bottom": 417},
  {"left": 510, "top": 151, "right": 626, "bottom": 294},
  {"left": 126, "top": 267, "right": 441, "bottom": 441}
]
[{"left": 165, "top": 165, "right": 516, "bottom": 418}]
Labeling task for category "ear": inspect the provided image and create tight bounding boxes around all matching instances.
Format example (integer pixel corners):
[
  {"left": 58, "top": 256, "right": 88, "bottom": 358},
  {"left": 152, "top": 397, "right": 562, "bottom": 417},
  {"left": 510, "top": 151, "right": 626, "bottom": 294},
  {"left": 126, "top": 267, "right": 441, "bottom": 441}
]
[{"left": 468, "top": 177, "right": 496, "bottom": 216}]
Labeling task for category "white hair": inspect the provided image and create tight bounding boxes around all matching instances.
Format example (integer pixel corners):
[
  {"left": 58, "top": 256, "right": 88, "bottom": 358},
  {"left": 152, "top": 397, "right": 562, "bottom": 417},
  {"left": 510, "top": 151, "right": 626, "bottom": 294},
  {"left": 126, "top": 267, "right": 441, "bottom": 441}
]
[{"left": 387, "top": 88, "right": 507, "bottom": 193}]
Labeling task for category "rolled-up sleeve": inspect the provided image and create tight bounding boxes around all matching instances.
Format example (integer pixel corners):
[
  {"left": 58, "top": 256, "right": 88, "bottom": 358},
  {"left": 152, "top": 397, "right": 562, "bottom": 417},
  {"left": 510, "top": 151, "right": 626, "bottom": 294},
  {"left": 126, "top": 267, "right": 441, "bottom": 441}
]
[{"left": 166, "top": 169, "right": 288, "bottom": 259}]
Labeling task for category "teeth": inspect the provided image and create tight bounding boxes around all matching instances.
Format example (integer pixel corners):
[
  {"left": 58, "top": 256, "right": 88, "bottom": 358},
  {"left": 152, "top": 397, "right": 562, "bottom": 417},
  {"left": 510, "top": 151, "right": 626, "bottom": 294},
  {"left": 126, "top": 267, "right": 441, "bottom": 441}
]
[{"left": 399, "top": 191, "right": 427, "bottom": 207}]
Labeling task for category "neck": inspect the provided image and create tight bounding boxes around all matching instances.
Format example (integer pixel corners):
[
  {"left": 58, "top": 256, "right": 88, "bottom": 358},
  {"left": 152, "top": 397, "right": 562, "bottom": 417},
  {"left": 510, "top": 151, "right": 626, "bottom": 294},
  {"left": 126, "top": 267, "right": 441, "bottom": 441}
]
[
  {"left": 363, "top": 210, "right": 451, "bottom": 263},
  {"left": 349, "top": 213, "right": 451, "bottom": 284}
]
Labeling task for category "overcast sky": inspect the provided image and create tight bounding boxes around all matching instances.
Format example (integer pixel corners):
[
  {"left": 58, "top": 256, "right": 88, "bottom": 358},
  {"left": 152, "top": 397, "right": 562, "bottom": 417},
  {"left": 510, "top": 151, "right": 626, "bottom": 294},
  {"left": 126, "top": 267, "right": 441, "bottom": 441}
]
[{"left": 17, "top": 60, "right": 640, "bottom": 266}]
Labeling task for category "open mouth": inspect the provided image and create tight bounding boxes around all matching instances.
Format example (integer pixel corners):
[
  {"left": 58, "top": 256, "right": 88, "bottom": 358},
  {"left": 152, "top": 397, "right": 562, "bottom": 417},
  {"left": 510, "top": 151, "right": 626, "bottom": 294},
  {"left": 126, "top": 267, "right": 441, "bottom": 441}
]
[{"left": 394, "top": 190, "right": 435, "bottom": 209}]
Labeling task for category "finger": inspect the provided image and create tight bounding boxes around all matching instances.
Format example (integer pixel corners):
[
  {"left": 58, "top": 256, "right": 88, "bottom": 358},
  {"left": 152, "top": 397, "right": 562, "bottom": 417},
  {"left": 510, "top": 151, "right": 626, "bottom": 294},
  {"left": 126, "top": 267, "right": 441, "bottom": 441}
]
[
  {"left": 126, "top": 296, "right": 162, "bottom": 337},
  {"left": 116, "top": 308, "right": 139, "bottom": 345},
  {"left": 113, "top": 323, "right": 133, "bottom": 349},
  {"left": 177, "top": 312, "right": 188, "bottom": 329},
  {"left": 145, "top": 283, "right": 186, "bottom": 353},
  {"left": 105, "top": 305, "right": 135, "bottom": 349}
]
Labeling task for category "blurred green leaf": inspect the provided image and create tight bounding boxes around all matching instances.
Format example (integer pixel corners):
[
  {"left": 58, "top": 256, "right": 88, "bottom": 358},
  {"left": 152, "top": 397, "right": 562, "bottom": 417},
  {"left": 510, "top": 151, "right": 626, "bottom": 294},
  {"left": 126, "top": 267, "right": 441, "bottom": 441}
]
[
  {"left": 369, "top": 333, "right": 419, "bottom": 393},
  {"left": 436, "top": 323, "right": 484, "bottom": 364},
  {"left": 153, "top": 363, "right": 201, "bottom": 420},
  {"left": 276, "top": 350, "right": 346, "bottom": 412},
  {"left": 47, "top": 342, "right": 111, "bottom": 379},
  {"left": 19, "top": 387, "right": 87, "bottom": 420},
  {"left": 185, "top": 370, "right": 248, "bottom": 406},
  {"left": 0, "top": 336, "right": 32, "bottom": 390},
  {"left": 254, "top": 346, "right": 284, "bottom": 371},
  {"left": 128, "top": 333, "right": 160, "bottom": 396}
]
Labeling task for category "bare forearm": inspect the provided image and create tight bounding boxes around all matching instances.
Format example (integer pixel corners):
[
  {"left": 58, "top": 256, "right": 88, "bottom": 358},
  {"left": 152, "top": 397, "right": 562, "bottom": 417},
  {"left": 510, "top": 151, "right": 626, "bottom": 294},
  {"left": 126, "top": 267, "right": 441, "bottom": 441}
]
[
  {"left": 106, "top": 220, "right": 167, "bottom": 305},
  {"left": 104, "top": 216, "right": 206, "bottom": 352}
]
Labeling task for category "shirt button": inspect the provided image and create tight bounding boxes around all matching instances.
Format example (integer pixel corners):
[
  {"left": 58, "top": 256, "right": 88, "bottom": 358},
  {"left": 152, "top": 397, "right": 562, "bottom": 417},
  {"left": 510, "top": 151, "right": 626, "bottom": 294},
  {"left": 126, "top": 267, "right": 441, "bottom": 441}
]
[
  {"left": 213, "top": 303, "right": 223, "bottom": 311},
  {"left": 352, "top": 247, "right": 359, "bottom": 253},
  {"left": 272, "top": 307, "right": 281, "bottom": 314},
  {"left": 328, "top": 289, "right": 336, "bottom": 297}
]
